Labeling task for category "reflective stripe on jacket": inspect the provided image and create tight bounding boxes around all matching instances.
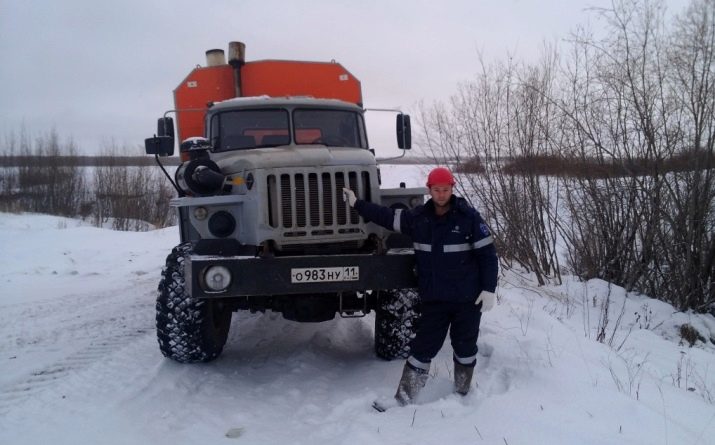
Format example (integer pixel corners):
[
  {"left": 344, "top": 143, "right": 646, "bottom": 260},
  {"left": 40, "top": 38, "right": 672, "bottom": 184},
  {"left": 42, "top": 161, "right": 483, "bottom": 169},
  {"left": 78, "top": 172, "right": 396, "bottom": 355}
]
[{"left": 355, "top": 195, "right": 498, "bottom": 303}]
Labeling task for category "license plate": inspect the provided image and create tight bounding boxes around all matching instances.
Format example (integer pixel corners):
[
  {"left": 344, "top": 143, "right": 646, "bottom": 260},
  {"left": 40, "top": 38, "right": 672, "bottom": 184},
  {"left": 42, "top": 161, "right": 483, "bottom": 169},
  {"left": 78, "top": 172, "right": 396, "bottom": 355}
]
[{"left": 291, "top": 266, "right": 359, "bottom": 283}]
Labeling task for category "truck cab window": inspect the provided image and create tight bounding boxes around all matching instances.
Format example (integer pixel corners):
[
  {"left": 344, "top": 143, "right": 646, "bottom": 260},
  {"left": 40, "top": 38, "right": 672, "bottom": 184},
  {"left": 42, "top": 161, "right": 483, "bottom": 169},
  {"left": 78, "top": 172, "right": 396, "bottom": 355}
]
[
  {"left": 213, "top": 109, "right": 290, "bottom": 151},
  {"left": 294, "top": 109, "right": 366, "bottom": 148}
]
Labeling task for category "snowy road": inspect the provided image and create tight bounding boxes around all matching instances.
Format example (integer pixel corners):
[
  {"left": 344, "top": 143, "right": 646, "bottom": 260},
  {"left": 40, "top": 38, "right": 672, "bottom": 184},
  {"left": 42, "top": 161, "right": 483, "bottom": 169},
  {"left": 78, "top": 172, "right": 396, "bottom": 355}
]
[{"left": 2, "top": 210, "right": 715, "bottom": 445}]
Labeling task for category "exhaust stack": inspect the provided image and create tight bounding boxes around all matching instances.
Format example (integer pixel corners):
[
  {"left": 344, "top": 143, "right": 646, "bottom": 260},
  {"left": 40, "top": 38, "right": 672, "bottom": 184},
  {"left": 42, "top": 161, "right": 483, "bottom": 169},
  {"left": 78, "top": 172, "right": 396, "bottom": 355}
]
[{"left": 228, "top": 41, "right": 246, "bottom": 97}]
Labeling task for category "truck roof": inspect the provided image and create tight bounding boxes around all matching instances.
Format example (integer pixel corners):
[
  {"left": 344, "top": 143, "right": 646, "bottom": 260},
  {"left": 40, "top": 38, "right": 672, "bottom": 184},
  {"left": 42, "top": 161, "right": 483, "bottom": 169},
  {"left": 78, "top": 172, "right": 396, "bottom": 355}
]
[{"left": 210, "top": 96, "right": 364, "bottom": 112}]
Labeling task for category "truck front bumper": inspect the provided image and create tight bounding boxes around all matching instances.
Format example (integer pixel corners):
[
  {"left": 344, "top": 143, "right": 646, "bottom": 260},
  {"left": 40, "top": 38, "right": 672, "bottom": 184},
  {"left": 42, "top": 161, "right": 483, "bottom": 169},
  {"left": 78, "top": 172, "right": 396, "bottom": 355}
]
[{"left": 186, "top": 251, "right": 417, "bottom": 298}]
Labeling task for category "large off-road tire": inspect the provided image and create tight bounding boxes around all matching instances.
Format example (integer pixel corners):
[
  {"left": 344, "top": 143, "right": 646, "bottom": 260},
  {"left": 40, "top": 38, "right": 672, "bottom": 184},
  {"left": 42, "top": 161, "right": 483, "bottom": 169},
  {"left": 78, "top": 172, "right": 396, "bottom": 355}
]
[
  {"left": 374, "top": 288, "right": 421, "bottom": 360},
  {"left": 156, "top": 243, "right": 232, "bottom": 363}
]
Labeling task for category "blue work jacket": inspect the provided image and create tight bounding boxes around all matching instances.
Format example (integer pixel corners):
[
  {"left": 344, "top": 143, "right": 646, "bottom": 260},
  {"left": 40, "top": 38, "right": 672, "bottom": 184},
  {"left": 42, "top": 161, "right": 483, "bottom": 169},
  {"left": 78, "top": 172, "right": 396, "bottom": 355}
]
[{"left": 355, "top": 195, "right": 498, "bottom": 303}]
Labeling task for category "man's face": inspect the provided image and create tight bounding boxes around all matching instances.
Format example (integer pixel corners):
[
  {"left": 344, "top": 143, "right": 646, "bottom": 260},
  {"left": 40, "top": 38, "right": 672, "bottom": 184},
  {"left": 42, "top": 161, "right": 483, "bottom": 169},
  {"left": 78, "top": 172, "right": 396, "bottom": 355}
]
[{"left": 429, "top": 184, "right": 453, "bottom": 207}]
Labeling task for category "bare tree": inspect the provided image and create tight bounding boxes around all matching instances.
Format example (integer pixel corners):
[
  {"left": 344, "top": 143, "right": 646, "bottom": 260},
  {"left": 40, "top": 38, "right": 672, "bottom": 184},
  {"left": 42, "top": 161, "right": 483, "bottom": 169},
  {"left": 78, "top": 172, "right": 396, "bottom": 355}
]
[
  {"left": 559, "top": 0, "right": 663, "bottom": 285},
  {"left": 560, "top": 0, "right": 714, "bottom": 311},
  {"left": 653, "top": 0, "right": 715, "bottom": 310}
]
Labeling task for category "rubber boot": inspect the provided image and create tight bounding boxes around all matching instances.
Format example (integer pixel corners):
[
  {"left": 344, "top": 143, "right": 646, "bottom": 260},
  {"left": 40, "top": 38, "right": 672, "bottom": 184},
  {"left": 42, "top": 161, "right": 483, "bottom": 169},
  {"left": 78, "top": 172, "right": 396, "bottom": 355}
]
[
  {"left": 454, "top": 361, "right": 475, "bottom": 396},
  {"left": 394, "top": 362, "right": 429, "bottom": 406}
]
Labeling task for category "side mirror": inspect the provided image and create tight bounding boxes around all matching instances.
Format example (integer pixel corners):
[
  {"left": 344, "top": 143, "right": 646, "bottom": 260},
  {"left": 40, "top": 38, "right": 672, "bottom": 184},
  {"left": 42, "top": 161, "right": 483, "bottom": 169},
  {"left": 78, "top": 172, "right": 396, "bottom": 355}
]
[
  {"left": 145, "top": 117, "right": 176, "bottom": 156},
  {"left": 396, "top": 114, "right": 411, "bottom": 150},
  {"left": 145, "top": 136, "right": 175, "bottom": 156},
  {"left": 157, "top": 117, "right": 175, "bottom": 138}
]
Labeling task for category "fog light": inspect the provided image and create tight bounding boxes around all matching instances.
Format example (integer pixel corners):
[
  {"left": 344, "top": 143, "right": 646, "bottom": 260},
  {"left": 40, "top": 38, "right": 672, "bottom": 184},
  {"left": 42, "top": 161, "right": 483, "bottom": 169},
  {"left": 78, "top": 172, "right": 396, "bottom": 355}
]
[
  {"left": 409, "top": 196, "right": 422, "bottom": 208},
  {"left": 204, "top": 265, "right": 231, "bottom": 291},
  {"left": 208, "top": 211, "right": 236, "bottom": 237},
  {"left": 193, "top": 206, "right": 208, "bottom": 220}
]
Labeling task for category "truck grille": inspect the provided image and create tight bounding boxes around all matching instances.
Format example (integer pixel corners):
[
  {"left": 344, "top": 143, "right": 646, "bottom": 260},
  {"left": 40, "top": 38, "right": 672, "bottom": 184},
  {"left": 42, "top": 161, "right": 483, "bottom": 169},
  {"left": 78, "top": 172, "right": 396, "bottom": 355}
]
[{"left": 267, "top": 170, "right": 371, "bottom": 234}]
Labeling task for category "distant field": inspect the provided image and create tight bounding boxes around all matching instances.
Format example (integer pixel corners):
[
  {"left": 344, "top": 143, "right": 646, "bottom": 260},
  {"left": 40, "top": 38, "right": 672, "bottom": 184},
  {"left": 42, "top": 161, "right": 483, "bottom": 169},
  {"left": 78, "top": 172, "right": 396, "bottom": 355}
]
[{"left": 0, "top": 155, "right": 440, "bottom": 167}]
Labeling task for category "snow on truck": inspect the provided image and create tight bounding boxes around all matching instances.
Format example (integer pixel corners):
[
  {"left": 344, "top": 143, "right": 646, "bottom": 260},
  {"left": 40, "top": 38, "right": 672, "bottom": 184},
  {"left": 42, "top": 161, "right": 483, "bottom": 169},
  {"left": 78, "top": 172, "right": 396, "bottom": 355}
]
[{"left": 145, "top": 41, "right": 425, "bottom": 363}]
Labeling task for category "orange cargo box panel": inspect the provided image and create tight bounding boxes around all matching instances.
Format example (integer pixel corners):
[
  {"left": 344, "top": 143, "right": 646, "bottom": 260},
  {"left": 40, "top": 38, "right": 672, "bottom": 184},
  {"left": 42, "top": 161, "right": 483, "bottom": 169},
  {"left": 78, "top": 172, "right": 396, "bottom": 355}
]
[
  {"left": 172, "top": 59, "right": 363, "bottom": 143},
  {"left": 241, "top": 60, "right": 362, "bottom": 107},
  {"left": 174, "top": 65, "right": 234, "bottom": 141}
]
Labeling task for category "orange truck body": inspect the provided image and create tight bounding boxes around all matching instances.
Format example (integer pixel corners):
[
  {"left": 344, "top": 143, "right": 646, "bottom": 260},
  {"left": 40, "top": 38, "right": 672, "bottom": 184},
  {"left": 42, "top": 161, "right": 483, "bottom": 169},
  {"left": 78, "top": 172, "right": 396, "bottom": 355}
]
[{"left": 173, "top": 60, "right": 363, "bottom": 144}]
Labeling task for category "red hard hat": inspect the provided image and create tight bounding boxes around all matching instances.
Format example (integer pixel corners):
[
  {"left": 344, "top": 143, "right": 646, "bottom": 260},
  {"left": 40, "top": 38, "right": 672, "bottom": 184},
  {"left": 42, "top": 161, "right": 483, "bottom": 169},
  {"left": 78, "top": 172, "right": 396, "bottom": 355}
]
[{"left": 426, "top": 167, "right": 456, "bottom": 187}]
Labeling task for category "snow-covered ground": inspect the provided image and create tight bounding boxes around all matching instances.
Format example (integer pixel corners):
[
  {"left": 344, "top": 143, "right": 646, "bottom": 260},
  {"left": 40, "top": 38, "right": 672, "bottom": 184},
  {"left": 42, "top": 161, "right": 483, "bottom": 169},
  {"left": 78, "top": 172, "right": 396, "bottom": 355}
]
[{"left": 2, "top": 166, "right": 715, "bottom": 444}]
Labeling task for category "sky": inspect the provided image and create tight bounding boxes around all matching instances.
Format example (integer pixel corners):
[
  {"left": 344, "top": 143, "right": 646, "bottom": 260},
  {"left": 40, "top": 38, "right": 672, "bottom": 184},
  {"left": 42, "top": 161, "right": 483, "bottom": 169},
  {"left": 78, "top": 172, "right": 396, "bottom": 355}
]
[{"left": 0, "top": 0, "right": 691, "bottom": 155}]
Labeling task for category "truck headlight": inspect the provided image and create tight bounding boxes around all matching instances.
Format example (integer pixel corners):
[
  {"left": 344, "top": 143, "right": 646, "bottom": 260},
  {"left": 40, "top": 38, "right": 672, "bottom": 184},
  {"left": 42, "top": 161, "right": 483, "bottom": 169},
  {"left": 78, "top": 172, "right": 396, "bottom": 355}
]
[
  {"left": 204, "top": 265, "right": 232, "bottom": 292},
  {"left": 208, "top": 211, "right": 236, "bottom": 237}
]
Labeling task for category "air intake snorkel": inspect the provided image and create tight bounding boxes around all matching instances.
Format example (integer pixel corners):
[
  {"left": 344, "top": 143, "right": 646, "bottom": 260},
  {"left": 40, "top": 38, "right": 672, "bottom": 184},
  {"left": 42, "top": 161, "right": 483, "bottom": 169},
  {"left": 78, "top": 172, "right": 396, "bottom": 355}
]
[{"left": 175, "top": 137, "right": 228, "bottom": 197}]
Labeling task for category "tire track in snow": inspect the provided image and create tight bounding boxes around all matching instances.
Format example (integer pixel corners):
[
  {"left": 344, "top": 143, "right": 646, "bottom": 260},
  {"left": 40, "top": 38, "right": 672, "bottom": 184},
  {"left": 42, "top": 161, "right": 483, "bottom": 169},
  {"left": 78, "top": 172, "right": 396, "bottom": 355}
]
[
  {"left": 0, "top": 330, "right": 154, "bottom": 414},
  {"left": 0, "top": 281, "right": 158, "bottom": 414}
]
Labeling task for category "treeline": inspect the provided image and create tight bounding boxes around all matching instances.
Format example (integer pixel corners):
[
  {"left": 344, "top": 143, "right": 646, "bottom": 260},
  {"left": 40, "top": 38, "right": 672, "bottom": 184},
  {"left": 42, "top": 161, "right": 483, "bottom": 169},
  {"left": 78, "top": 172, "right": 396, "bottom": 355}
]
[
  {"left": 457, "top": 150, "right": 715, "bottom": 178},
  {"left": 0, "top": 130, "right": 175, "bottom": 230},
  {"left": 0, "top": 155, "right": 181, "bottom": 167},
  {"left": 421, "top": 0, "right": 715, "bottom": 313}
]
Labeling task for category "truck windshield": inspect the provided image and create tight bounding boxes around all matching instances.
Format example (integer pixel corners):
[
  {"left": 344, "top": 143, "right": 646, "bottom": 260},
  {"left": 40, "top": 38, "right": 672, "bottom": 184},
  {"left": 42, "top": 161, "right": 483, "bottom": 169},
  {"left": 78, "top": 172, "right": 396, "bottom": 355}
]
[
  {"left": 212, "top": 109, "right": 290, "bottom": 151},
  {"left": 293, "top": 109, "right": 366, "bottom": 148},
  {"left": 211, "top": 107, "right": 367, "bottom": 151}
]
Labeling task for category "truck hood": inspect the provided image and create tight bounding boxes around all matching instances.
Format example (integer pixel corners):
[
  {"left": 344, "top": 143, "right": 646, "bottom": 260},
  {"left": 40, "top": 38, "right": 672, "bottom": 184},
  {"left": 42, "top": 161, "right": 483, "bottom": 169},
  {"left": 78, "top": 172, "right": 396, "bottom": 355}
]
[{"left": 212, "top": 146, "right": 376, "bottom": 174}]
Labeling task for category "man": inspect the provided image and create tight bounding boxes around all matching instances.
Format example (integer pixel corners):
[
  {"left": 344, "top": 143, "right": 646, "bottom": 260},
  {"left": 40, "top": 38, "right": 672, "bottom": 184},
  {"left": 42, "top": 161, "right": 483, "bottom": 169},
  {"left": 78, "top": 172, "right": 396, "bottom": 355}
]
[{"left": 343, "top": 166, "right": 498, "bottom": 410}]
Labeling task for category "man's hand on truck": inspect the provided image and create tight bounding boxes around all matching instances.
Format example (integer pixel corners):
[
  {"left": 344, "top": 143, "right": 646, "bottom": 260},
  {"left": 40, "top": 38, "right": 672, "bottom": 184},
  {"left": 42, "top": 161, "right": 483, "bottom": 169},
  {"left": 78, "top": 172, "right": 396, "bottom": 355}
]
[{"left": 342, "top": 188, "right": 357, "bottom": 207}]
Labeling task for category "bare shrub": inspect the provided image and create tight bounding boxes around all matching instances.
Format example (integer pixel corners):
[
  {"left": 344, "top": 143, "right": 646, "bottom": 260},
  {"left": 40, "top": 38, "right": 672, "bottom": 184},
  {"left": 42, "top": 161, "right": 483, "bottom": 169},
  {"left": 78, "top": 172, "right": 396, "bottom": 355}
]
[
  {"left": 92, "top": 144, "right": 175, "bottom": 230},
  {"left": 679, "top": 324, "right": 705, "bottom": 347},
  {"left": 0, "top": 132, "right": 20, "bottom": 211},
  {"left": 1, "top": 129, "right": 87, "bottom": 216},
  {"left": 606, "top": 350, "right": 649, "bottom": 398}
]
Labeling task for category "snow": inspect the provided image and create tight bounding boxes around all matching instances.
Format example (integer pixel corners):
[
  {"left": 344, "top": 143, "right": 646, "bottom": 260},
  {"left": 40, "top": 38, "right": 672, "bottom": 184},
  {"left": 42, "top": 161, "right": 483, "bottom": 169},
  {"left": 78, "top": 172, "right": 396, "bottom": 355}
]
[{"left": 2, "top": 165, "right": 715, "bottom": 445}]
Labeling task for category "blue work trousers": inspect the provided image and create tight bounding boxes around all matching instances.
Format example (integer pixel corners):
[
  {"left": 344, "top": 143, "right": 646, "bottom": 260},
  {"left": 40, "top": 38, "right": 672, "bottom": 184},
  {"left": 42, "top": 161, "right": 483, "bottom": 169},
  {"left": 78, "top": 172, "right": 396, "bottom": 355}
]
[{"left": 409, "top": 301, "right": 482, "bottom": 365}]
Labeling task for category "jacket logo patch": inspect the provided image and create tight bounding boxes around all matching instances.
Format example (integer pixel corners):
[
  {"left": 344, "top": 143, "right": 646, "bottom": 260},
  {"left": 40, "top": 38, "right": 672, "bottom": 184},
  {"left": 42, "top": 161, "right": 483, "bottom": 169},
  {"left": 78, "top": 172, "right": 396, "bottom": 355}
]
[
  {"left": 451, "top": 225, "right": 461, "bottom": 234},
  {"left": 479, "top": 223, "right": 491, "bottom": 236}
]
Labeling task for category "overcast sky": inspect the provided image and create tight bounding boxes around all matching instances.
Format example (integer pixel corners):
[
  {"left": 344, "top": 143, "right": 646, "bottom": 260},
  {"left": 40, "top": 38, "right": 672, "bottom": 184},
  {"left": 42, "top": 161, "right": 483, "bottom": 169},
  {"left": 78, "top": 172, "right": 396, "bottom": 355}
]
[{"left": 0, "top": 0, "right": 690, "bottom": 155}]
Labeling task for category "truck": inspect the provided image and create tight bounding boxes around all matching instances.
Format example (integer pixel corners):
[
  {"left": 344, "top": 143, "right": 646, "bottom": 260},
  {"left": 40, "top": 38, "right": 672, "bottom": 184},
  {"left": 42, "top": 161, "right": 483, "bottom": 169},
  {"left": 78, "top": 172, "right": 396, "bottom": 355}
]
[{"left": 145, "top": 41, "right": 425, "bottom": 363}]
